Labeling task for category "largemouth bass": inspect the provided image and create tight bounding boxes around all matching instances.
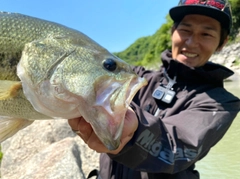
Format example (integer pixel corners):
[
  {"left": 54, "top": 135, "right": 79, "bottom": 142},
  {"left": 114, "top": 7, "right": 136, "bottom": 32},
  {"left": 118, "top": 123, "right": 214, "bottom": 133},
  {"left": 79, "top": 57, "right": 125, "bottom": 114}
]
[{"left": 0, "top": 12, "right": 147, "bottom": 150}]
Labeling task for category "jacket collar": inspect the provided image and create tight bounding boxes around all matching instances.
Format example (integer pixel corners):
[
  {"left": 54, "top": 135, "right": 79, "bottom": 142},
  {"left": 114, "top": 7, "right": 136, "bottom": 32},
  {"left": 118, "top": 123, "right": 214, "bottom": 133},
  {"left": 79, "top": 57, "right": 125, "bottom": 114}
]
[{"left": 161, "top": 50, "right": 234, "bottom": 86}]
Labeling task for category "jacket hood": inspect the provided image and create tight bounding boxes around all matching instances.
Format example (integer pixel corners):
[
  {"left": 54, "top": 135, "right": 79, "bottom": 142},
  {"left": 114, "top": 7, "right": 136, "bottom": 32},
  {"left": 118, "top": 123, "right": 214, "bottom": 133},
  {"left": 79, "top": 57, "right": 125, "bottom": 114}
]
[{"left": 161, "top": 50, "right": 234, "bottom": 86}]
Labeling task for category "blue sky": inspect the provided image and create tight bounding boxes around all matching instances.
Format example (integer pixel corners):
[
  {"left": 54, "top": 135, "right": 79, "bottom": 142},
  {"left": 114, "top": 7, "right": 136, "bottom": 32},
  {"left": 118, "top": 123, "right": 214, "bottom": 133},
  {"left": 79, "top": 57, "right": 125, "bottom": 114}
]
[{"left": 2, "top": 0, "right": 178, "bottom": 52}]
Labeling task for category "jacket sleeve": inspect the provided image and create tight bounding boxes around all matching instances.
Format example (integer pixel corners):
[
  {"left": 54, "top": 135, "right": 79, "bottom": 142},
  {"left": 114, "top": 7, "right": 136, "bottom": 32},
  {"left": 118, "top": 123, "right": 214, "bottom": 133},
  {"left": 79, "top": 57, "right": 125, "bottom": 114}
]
[{"left": 108, "top": 86, "right": 240, "bottom": 174}]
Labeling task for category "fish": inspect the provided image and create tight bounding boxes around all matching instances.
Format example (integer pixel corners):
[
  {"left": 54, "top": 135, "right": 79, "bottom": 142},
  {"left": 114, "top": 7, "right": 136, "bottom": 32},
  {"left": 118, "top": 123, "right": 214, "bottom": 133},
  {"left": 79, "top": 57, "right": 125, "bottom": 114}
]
[{"left": 0, "top": 12, "right": 147, "bottom": 150}]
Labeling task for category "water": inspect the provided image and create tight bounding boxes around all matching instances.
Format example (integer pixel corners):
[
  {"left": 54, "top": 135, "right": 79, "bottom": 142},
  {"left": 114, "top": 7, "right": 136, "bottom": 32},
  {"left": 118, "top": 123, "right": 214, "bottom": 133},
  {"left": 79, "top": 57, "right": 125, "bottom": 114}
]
[{"left": 196, "top": 81, "right": 240, "bottom": 179}]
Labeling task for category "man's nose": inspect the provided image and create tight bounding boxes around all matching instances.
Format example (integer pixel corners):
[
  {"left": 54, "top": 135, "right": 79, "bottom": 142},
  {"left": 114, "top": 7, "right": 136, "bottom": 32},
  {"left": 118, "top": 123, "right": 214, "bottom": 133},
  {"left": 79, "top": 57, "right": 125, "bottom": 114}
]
[{"left": 185, "top": 35, "right": 199, "bottom": 47}]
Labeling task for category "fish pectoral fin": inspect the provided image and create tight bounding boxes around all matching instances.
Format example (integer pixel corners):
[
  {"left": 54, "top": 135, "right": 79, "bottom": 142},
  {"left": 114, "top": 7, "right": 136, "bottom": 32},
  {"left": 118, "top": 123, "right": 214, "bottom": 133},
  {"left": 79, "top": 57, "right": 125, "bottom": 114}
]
[
  {"left": 0, "top": 80, "right": 22, "bottom": 100},
  {"left": 0, "top": 116, "right": 33, "bottom": 143}
]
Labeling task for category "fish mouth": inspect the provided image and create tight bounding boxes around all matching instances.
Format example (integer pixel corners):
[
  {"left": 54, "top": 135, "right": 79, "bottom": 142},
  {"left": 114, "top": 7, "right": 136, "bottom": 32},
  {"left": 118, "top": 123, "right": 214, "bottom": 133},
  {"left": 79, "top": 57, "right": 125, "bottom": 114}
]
[
  {"left": 125, "top": 76, "right": 147, "bottom": 106},
  {"left": 92, "top": 75, "right": 147, "bottom": 150}
]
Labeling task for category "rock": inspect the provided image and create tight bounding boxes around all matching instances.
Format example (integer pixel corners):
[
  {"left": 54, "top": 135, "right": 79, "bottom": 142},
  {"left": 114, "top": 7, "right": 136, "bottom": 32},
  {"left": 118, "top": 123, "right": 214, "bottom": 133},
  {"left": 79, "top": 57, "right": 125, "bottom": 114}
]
[
  {"left": 2, "top": 138, "right": 85, "bottom": 179},
  {"left": 1, "top": 120, "right": 100, "bottom": 179},
  {"left": 210, "top": 42, "right": 240, "bottom": 81}
]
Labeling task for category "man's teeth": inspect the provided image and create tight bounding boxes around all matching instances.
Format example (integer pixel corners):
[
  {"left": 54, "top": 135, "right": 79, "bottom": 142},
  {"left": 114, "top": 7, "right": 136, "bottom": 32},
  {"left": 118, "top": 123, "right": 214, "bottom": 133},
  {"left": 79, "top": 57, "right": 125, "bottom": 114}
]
[{"left": 182, "top": 52, "right": 198, "bottom": 57}]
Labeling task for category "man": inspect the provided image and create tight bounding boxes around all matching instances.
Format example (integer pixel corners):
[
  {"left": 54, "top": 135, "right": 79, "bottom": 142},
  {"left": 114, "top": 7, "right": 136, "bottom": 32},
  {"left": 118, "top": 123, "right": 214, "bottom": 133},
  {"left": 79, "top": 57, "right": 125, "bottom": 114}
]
[{"left": 69, "top": 0, "right": 240, "bottom": 178}]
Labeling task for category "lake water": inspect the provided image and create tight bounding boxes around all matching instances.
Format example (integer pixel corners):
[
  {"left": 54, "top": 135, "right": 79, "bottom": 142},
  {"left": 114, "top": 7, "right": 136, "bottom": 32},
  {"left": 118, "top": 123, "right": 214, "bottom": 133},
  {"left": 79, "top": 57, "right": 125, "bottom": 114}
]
[{"left": 196, "top": 81, "right": 240, "bottom": 179}]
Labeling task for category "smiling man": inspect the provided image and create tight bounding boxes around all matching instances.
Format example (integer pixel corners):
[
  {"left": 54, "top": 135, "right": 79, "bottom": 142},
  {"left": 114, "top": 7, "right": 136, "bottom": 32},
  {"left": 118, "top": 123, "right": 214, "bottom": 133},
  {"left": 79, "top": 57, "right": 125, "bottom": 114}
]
[
  {"left": 172, "top": 14, "right": 226, "bottom": 68},
  {"left": 69, "top": 0, "right": 240, "bottom": 179}
]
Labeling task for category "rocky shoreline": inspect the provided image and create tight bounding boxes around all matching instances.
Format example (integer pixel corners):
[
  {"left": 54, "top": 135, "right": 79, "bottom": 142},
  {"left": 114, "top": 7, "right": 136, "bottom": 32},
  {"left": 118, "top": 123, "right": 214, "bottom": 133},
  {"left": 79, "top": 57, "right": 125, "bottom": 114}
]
[
  {"left": 1, "top": 120, "right": 100, "bottom": 179},
  {"left": 210, "top": 41, "right": 240, "bottom": 81}
]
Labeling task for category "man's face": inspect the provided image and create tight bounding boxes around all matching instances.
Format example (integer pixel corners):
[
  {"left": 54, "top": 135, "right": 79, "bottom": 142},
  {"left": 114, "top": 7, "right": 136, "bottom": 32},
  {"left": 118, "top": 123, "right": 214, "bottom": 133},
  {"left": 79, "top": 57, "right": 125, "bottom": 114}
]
[{"left": 171, "top": 14, "right": 223, "bottom": 68}]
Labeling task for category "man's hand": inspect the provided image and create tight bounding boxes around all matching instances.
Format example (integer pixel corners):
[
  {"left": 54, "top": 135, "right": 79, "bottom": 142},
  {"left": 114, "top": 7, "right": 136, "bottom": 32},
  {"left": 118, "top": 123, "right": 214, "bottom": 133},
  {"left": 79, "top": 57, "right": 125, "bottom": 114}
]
[{"left": 68, "top": 107, "right": 138, "bottom": 154}]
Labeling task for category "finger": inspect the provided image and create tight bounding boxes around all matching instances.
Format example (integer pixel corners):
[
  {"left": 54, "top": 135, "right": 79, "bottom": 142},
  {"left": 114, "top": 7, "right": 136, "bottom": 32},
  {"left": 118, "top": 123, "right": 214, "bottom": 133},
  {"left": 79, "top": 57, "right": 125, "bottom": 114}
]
[
  {"left": 87, "top": 132, "right": 107, "bottom": 152},
  {"left": 121, "top": 108, "right": 138, "bottom": 138},
  {"left": 68, "top": 117, "right": 93, "bottom": 143},
  {"left": 78, "top": 117, "right": 93, "bottom": 142},
  {"left": 68, "top": 117, "right": 81, "bottom": 131}
]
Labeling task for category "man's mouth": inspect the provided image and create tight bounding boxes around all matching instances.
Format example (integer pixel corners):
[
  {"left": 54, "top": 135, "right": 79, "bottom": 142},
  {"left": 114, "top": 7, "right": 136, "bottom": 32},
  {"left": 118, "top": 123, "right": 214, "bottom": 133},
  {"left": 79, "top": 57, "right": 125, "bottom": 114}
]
[{"left": 182, "top": 52, "right": 198, "bottom": 58}]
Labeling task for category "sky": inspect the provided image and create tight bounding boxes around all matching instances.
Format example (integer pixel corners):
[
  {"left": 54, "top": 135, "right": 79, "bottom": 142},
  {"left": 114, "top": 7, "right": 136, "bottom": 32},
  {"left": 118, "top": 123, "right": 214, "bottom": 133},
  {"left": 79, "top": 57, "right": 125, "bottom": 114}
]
[{"left": 2, "top": 0, "right": 179, "bottom": 52}]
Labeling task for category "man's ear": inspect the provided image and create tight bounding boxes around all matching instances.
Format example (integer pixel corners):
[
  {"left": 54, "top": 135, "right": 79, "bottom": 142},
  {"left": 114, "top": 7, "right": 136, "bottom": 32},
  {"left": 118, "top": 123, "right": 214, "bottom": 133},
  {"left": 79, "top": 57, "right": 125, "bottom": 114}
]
[{"left": 216, "top": 36, "right": 229, "bottom": 52}]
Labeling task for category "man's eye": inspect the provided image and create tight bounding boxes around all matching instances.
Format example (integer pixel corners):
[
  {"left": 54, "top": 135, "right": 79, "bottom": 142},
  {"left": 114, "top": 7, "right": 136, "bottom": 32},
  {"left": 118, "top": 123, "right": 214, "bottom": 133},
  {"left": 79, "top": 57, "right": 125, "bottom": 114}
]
[
  {"left": 179, "top": 29, "right": 190, "bottom": 32},
  {"left": 203, "top": 33, "right": 212, "bottom": 37}
]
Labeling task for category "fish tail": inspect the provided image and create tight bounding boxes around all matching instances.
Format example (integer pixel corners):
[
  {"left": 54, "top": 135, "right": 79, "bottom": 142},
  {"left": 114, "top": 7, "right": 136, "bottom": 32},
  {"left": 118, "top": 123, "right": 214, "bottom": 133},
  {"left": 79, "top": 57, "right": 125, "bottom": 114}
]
[{"left": 0, "top": 116, "right": 33, "bottom": 143}]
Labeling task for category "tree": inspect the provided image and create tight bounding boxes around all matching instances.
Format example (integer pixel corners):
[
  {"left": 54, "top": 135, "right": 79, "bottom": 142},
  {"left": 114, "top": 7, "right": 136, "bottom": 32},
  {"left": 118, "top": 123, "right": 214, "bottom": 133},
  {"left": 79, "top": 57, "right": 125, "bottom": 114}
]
[{"left": 229, "top": 0, "right": 240, "bottom": 40}]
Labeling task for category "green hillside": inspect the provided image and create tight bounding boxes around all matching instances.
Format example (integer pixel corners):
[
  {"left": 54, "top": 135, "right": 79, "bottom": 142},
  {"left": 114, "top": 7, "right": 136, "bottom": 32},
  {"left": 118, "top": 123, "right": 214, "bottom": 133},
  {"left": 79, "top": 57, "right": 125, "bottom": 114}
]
[{"left": 114, "top": 0, "right": 240, "bottom": 68}]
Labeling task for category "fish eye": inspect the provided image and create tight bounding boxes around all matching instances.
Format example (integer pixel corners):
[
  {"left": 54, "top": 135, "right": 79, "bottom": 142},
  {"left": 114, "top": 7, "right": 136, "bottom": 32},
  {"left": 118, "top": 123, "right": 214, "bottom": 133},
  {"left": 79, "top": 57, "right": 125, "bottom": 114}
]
[{"left": 103, "top": 58, "right": 117, "bottom": 71}]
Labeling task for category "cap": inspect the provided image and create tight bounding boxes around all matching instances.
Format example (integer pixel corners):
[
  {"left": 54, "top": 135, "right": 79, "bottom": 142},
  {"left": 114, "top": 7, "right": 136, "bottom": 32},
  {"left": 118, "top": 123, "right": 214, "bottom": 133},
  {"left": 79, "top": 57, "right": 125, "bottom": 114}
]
[{"left": 169, "top": 0, "right": 232, "bottom": 33}]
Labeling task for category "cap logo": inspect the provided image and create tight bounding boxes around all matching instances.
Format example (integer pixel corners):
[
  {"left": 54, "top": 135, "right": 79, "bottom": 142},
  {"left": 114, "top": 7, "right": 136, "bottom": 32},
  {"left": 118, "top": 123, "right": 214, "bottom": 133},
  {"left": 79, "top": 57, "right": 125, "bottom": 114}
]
[{"left": 184, "top": 0, "right": 225, "bottom": 10}]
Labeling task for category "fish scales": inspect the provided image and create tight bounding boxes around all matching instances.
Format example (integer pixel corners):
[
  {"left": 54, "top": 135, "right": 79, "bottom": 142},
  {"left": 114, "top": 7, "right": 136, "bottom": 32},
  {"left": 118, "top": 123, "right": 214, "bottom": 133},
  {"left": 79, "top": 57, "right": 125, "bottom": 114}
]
[
  {"left": 0, "top": 11, "right": 147, "bottom": 150},
  {"left": 0, "top": 11, "right": 104, "bottom": 81}
]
